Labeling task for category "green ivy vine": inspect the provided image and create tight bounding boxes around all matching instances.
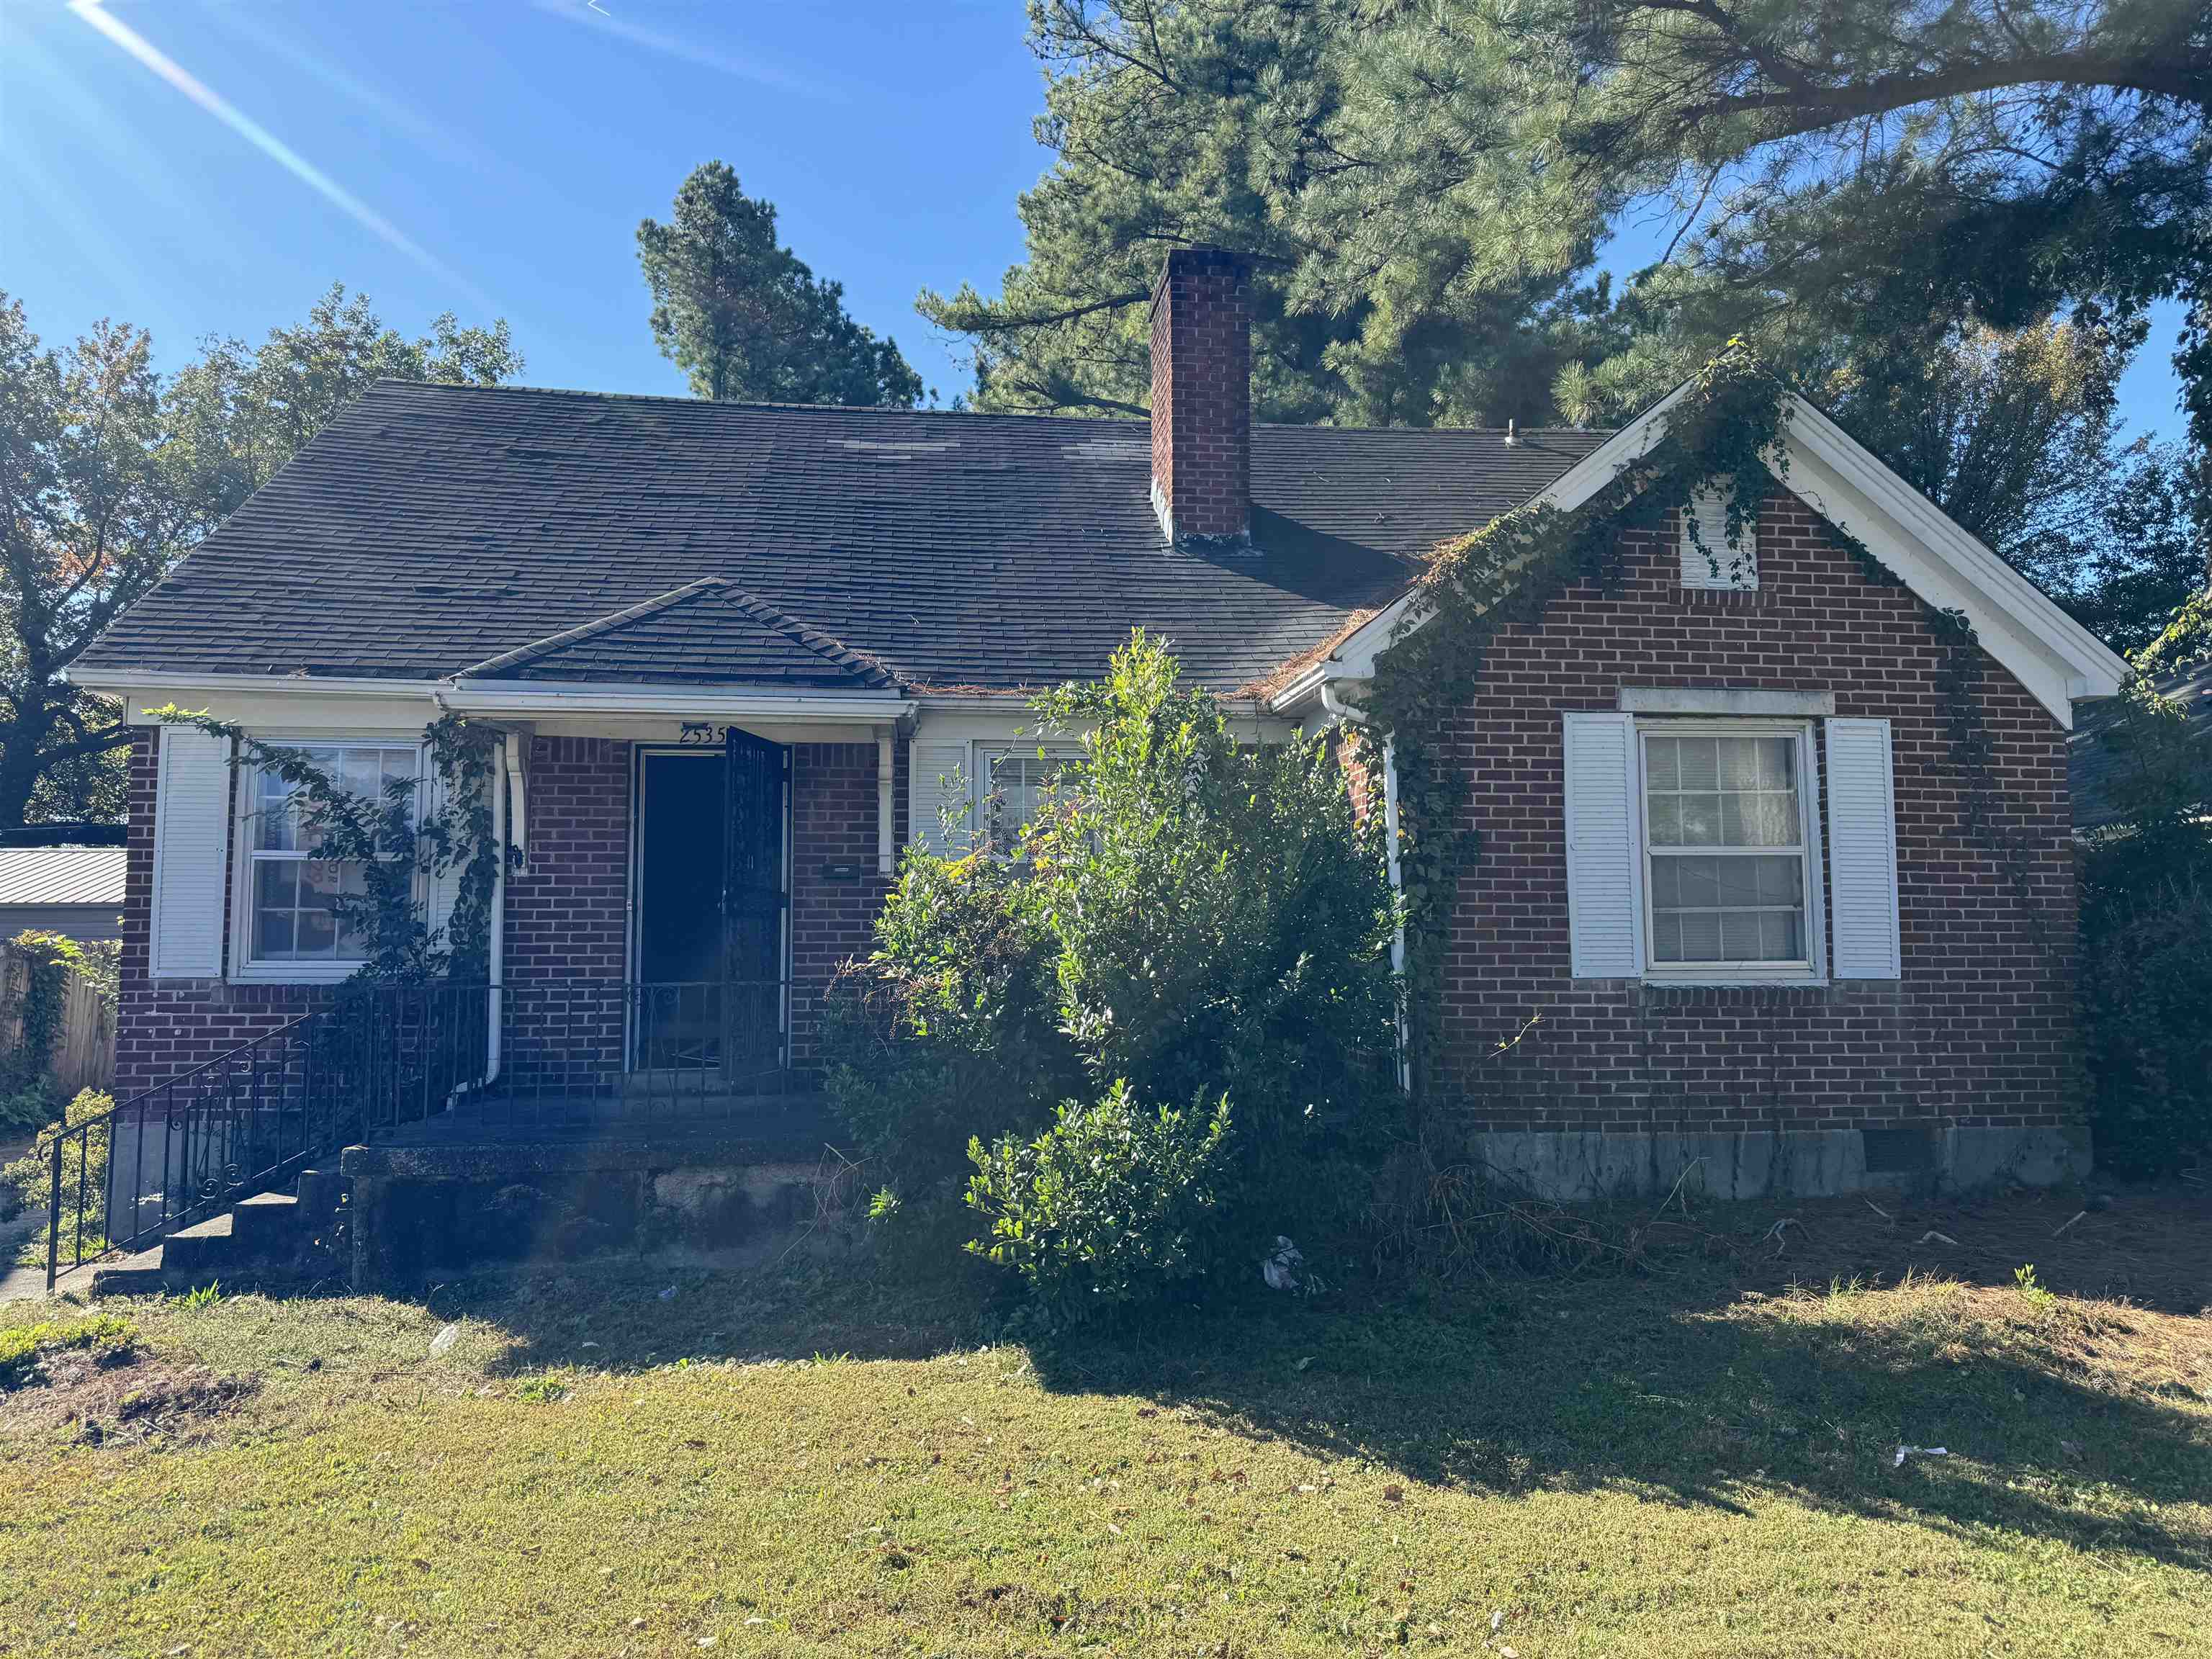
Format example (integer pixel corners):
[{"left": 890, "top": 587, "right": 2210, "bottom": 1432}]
[
  {"left": 1345, "top": 340, "right": 2049, "bottom": 1101},
  {"left": 148, "top": 708, "right": 505, "bottom": 984}
]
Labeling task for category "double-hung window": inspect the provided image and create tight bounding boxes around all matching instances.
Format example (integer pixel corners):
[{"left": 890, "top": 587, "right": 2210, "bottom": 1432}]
[
  {"left": 240, "top": 743, "right": 421, "bottom": 974},
  {"left": 1640, "top": 726, "right": 1815, "bottom": 974},
  {"left": 1563, "top": 707, "right": 1899, "bottom": 984}
]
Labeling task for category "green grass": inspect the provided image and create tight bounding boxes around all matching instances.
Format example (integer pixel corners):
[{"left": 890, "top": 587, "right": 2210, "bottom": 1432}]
[{"left": 0, "top": 1222, "right": 2206, "bottom": 1657}]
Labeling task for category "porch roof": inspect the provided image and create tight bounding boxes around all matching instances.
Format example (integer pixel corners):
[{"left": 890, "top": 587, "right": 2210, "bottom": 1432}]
[{"left": 76, "top": 381, "right": 1607, "bottom": 696}]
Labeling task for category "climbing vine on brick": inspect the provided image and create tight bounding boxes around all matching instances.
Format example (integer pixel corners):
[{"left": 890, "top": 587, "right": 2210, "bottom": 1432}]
[{"left": 148, "top": 708, "right": 504, "bottom": 984}]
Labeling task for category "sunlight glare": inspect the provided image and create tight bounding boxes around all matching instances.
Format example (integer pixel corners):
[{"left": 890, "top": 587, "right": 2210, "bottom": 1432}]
[{"left": 66, "top": 0, "right": 491, "bottom": 307}]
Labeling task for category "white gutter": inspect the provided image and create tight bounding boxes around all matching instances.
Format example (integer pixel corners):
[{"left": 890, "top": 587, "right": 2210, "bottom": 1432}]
[
  {"left": 1318, "top": 681, "right": 1367, "bottom": 725},
  {"left": 68, "top": 668, "right": 445, "bottom": 700},
  {"left": 440, "top": 681, "right": 913, "bottom": 719}
]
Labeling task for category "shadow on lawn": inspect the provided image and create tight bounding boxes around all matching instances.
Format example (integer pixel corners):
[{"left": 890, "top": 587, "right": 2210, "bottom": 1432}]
[
  {"left": 1029, "top": 1267, "right": 2212, "bottom": 1570},
  {"left": 433, "top": 1184, "right": 2212, "bottom": 1573}
]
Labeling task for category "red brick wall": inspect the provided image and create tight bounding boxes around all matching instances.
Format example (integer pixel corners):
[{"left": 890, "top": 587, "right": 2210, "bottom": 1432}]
[
  {"left": 788, "top": 741, "right": 904, "bottom": 1063},
  {"left": 1150, "top": 248, "right": 1251, "bottom": 541},
  {"left": 113, "top": 729, "right": 906, "bottom": 1098},
  {"left": 505, "top": 737, "right": 630, "bottom": 984},
  {"left": 1426, "top": 490, "right": 2079, "bottom": 1136}
]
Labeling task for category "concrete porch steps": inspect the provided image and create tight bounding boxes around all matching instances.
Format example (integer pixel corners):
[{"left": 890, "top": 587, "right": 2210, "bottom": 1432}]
[{"left": 88, "top": 1169, "right": 351, "bottom": 1298}]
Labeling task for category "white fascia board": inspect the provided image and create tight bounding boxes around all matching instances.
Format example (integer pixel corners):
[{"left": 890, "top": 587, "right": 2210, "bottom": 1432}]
[
  {"left": 1275, "top": 383, "right": 2128, "bottom": 730},
  {"left": 1783, "top": 398, "right": 2128, "bottom": 706},
  {"left": 439, "top": 681, "right": 912, "bottom": 721}
]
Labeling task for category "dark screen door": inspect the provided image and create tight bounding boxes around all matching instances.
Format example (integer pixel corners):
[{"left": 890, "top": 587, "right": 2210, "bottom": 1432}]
[{"left": 721, "top": 726, "right": 786, "bottom": 1076}]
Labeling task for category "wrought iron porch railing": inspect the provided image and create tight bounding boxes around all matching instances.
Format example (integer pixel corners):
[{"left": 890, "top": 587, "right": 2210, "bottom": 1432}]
[{"left": 42, "top": 978, "right": 790, "bottom": 1290}]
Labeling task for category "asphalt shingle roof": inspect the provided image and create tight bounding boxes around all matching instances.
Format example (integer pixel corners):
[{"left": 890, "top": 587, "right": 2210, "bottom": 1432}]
[{"left": 80, "top": 381, "right": 1609, "bottom": 695}]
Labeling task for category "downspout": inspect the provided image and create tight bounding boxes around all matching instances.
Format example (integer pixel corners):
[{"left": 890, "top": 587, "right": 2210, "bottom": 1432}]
[
  {"left": 1321, "top": 681, "right": 1413, "bottom": 1092},
  {"left": 876, "top": 724, "right": 894, "bottom": 876}
]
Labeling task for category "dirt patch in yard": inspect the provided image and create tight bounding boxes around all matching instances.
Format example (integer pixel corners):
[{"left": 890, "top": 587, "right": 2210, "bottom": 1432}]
[
  {"left": 1, "top": 1343, "right": 259, "bottom": 1447},
  {"left": 1709, "top": 1179, "right": 2212, "bottom": 1314}
]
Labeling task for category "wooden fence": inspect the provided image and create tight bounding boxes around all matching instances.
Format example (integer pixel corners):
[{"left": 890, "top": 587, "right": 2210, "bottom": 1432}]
[{"left": 0, "top": 941, "right": 117, "bottom": 1097}]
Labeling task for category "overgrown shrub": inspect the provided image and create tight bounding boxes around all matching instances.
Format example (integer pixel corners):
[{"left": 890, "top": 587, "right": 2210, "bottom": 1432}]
[
  {"left": 820, "top": 851, "right": 1080, "bottom": 1196},
  {"left": 965, "top": 1080, "right": 1233, "bottom": 1313},
  {"left": 2075, "top": 679, "right": 2212, "bottom": 1174},
  {"left": 823, "top": 632, "right": 1402, "bottom": 1312}
]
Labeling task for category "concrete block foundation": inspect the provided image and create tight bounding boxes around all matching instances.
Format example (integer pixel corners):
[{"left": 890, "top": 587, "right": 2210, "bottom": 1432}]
[
  {"left": 1467, "top": 1125, "right": 2090, "bottom": 1205},
  {"left": 338, "top": 1130, "right": 845, "bottom": 1293}
]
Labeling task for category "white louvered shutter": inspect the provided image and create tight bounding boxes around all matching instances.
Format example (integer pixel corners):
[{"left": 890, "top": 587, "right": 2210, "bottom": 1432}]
[
  {"left": 150, "top": 727, "right": 232, "bottom": 979},
  {"left": 907, "top": 742, "right": 973, "bottom": 857},
  {"left": 1562, "top": 711, "right": 1644, "bottom": 978},
  {"left": 1825, "top": 718, "right": 1902, "bottom": 979},
  {"left": 1680, "top": 488, "right": 1757, "bottom": 590}
]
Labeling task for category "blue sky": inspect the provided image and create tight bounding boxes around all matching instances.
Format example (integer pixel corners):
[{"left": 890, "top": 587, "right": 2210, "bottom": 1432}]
[{"left": 0, "top": 0, "right": 2189, "bottom": 442}]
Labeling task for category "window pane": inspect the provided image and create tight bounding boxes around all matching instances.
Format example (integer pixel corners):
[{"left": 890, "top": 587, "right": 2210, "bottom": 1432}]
[
  {"left": 255, "top": 910, "right": 295, "bottom": 958},
  {"left": 1719, "top": 739, "right": 1763, "bottom": 791},
  {"left": 1677, "top": 738, "right": 1719, "bottom": 791},
  {"left": 1676, "top": 856, "right": 1719, "bottom": 907},
  {"left": 1648, "top": 858, "right": 1680, "bottom": 908},
  {"left": 1647, "top": 796, "right": 1683, "bottom": 845},
  {"left": 1717, "top": 859, "right": 1761, "bottom": 907},
  {"left": 1651, "top": 911, "right": 1682, "bottom": 963},
  {"left": 1644, "top": 737, "right": 1678, "bottom": 791},
  {"left": 296, "top": 908, "right": 337, "bottom": 958},
  {"left": 1756, "top": 855, "right": 1801, "bottom": 903},
  {"left": 1676, "top": 910, "right": 1722, "bottom": 960},
  {"left": 254, "top": 860, "right": 298, "bottom": 908},
  {"left": 1678, "top": 794, "right": 1720, "bottom": 843}
]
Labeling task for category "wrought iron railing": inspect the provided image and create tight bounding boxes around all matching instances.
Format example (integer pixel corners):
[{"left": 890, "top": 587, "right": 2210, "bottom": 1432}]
[
  {"left": 45, "top": 1012, "right": 330, "bottom": 1290},
  {"left": 43, "top": 977, "right": 791, "bottom": 1289}
]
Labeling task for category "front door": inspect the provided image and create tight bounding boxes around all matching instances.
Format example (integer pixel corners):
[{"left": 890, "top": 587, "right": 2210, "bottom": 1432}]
[{"left": 632, "top": 736, "right": 786, "bottom": 1076}]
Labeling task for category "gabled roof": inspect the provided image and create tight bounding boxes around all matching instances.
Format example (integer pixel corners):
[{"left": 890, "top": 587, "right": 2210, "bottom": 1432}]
[
  {"left": 74, "top": 381, "right": 1609, "bottom": 696},
  {"left": 457, "top": 578, "right": 896, "bottom": 688},
  {"left": 0, "top": 847, "right": 127, "bottom": 909},
  {"left": 1285, "top": 385, "right": 2131, "bottom": 729}
]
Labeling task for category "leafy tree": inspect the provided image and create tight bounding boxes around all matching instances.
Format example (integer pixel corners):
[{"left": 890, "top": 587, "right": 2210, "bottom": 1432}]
[
  {"left": 0, "top": 291, "right": 519, "bottom": 831},
  {"left": 638, "top": 161, "right": 925, "bottom": 406}
]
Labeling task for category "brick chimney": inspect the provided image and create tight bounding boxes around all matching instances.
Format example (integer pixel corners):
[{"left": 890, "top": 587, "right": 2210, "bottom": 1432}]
[{"left": 1149, "top": 247, "right": 1251, "bottom": 544}]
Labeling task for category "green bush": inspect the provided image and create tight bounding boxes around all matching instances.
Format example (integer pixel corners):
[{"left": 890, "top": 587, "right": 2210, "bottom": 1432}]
[
  {"left": 2074, "top": 679, "right": 2212, "bottom": 1175},
  {"left": 819, "top": 850, "right": 1080, "bottom": 1197},
  {"left": 965, "top": 1080, "right": 1233, "bottom": 1313},
  {"left": 824, "top": 632, "right": 1402, "bottom": 1311},
  {"left": 2080, "top": 858, "right": 2212, "bottom": 1174}
]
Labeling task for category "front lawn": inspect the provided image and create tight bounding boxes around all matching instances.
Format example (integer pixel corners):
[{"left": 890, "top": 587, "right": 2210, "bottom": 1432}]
[{"left": 1, "top": 1187, "right": 2206, "bottom": 1657}]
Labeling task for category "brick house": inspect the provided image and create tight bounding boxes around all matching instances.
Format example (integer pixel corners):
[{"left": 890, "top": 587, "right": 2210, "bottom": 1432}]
[{"left": 70, "top": 247, "right": 2127, "bottom": 1218}]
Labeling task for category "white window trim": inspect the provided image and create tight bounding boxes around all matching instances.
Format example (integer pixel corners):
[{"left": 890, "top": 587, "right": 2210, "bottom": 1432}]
[
  {"left": 228, "top": 732, "right": 428, "bottom": 984},
  {"left": 1633, "top": 717, "right": 1826, "bottom": 986}
]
